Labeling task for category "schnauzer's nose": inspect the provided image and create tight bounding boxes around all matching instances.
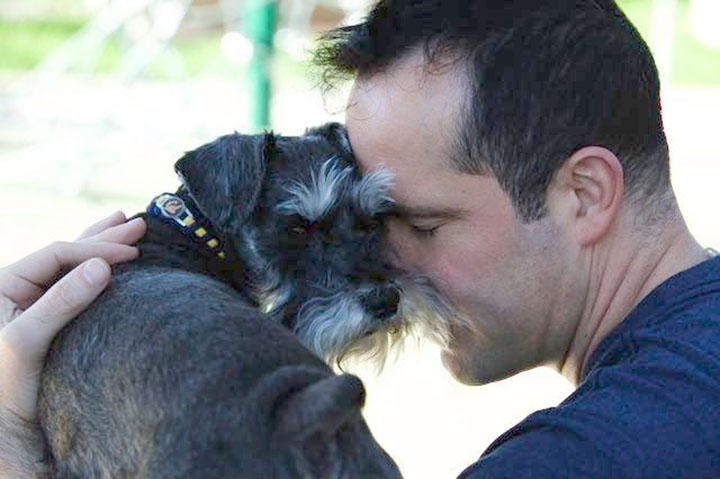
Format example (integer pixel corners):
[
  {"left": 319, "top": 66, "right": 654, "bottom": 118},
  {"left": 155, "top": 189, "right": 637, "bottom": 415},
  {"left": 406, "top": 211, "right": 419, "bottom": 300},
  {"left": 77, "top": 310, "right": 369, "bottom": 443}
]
[{"left": 362, "top": 287, "right": 400, "bottom": 320}]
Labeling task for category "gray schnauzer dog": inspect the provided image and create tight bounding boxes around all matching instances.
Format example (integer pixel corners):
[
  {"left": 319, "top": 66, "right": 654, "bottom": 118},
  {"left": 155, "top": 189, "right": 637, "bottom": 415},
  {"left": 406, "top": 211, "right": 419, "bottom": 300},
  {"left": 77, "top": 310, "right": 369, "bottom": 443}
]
[{"left": 38, "top": 123, "right": 458, "bottom": 478}]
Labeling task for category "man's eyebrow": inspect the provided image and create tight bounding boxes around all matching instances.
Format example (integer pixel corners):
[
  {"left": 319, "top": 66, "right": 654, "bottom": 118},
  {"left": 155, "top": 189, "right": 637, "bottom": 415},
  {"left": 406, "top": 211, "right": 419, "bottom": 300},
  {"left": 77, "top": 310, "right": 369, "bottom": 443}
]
[{"left": 391, "top": 203, "right": 464, "bottom": 219}]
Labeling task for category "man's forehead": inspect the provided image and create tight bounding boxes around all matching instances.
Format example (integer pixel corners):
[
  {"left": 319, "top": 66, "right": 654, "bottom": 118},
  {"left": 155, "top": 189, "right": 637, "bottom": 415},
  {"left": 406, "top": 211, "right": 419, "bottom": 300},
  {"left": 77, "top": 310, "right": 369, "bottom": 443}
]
[
  {"left": 343, "top": 49, "right": 474, "bottom": 221},
  {"left": 347, "top": 56, "right": 464, "bottom": 113},
  {"left": 347, "top": 109, "right": 459, "bottom": 175}
]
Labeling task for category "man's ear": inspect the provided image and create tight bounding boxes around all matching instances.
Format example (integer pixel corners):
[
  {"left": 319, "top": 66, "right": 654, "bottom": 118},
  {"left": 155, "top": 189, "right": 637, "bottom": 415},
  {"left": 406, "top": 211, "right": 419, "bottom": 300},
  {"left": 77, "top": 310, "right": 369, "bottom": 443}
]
[
  {"left": 551, "top": 146, "right": 624, "bottom": 246},
  {"left": 174, "top": 132, "right": 275, "bottom": 233}
]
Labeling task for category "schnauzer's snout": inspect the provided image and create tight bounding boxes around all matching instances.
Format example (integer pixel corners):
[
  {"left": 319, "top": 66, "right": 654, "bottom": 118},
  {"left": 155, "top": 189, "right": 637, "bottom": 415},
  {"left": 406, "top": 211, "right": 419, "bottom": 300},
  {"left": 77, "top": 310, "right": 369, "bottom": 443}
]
[{"left": 361, "top": 287, "right": 401, "bottom": 320}]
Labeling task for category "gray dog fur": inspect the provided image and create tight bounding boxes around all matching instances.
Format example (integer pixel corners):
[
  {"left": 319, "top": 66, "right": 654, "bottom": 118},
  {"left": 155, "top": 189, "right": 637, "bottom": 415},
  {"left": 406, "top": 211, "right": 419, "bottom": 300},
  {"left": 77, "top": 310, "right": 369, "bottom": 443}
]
[{"left": 37, "top": 124, "right": 406, "bottom": 478}]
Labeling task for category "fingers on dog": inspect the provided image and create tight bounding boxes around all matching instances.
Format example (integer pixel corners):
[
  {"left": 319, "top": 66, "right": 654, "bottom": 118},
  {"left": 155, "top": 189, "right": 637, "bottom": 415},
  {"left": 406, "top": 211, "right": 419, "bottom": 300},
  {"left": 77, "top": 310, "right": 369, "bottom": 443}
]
[
  {"left": 79, "top": 217, "right": 146, "bottom": 245},
  {"left": 77, "top": 210, "right": 128, "bottom": 240},
  {"left": 4, "top": 258, "right": 111, "bottom": 357},
  {"left": 8, "top": 241, "right": 138, "bottom": 286},
  {"left": 0, "top": 260, "right": 107, "bottom": 422},
  {"left": 0, "top": 243, "right": 137, "bottom": 309}
]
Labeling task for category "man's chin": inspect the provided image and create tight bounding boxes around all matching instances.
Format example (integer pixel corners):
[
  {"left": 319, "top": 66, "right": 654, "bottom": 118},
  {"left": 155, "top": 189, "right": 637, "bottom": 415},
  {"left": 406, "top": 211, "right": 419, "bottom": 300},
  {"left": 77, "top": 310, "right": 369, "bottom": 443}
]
[
  {"left": 440, "top": 348, "right": 485, "bottom": 386},
  {"left": 440, "top": 347, "right": 519, "bottom": 386}
]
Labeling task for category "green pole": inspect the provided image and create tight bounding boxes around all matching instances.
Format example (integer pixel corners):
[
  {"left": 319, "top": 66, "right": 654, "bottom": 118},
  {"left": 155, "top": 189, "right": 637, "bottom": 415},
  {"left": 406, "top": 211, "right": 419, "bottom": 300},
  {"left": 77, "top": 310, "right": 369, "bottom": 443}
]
[{"left": 243, "top": 0, "right": 276, "bottom": 132}]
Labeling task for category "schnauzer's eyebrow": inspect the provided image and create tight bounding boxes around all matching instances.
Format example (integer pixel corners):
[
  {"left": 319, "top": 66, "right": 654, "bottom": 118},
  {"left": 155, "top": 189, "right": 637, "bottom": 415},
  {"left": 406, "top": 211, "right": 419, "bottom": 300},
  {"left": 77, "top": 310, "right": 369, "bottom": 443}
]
[{"left": 391, "top": 204, "right": 464, "bottom": 219}]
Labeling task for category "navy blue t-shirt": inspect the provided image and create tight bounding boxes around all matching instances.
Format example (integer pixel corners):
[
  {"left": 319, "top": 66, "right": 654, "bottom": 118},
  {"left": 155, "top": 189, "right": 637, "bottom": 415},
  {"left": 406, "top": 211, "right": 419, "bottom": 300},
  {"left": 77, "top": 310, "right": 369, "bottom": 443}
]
[{"left": 459, "top": 255, "right": 720, "bottom": 478}]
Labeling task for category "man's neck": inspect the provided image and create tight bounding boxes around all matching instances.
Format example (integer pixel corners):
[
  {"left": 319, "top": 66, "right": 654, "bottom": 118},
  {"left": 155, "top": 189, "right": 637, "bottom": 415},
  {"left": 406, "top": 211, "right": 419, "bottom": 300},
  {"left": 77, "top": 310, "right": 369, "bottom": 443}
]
[{"left": 560, "top": 213, "right": 710, "bottom": 385}]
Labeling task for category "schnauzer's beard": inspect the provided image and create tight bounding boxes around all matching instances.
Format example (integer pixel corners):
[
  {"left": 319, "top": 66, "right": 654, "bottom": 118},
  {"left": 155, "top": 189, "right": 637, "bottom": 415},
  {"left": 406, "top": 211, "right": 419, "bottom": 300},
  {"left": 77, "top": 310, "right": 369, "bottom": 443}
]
[
  {"left": 243, "top": 238, "right": 470, "bottom": 369},
  {"left": 294, "top": 291, "right": 373, "bottom": 364},
  {"left": 330, "top": 274, "right": 471, "bottom": 370},
  {"left": 286, "top": 275, "right": 471, "bottom": 370}
]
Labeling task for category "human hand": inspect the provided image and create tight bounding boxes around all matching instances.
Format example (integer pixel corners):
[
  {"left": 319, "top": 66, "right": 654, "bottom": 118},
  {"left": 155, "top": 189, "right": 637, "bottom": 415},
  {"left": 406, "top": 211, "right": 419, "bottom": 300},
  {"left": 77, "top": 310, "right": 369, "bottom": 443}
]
[{"left": 0, "top": 211, "right": 146, "bottom": 477}]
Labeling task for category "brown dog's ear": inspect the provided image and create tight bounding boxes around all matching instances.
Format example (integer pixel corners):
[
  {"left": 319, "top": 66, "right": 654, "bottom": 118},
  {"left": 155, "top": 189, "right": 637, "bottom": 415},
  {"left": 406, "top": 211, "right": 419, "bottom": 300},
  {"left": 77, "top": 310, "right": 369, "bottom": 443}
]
[
  {"left": 246, "top": 365, "right": 365, "bottom": 439},
  {"left": 174, "top": 132, "right": 276, "bottom": 233},
  {"left": 276, "top": 372, "right": 366, "bottom": 439},
  {"left": 243, "top": 365, "right": 375, "bottom": 477}
]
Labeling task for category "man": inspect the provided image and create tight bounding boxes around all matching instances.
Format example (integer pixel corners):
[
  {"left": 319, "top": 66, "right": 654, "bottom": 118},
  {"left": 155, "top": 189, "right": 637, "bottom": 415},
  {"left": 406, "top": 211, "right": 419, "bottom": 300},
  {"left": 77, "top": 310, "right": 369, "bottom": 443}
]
[
  {"left": 314, "top": 0, "right": 719, "bottom": 476},
  {"left": 2, "top": 0, "right": 719, "bottom": 477}
]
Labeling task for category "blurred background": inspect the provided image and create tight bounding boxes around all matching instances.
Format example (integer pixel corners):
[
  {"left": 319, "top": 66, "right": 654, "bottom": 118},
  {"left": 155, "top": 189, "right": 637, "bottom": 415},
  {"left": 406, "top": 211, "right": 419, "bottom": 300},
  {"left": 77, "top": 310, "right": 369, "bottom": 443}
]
[{"left": 1, "top": 0, "right": 718, "bottom": 477}]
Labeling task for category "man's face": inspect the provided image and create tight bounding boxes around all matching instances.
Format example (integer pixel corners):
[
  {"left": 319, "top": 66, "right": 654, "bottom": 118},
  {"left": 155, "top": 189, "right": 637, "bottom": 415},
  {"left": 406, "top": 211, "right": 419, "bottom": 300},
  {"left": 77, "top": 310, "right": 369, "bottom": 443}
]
[{"left": 346, "top": 52, "right": 578, "bottom": 385}]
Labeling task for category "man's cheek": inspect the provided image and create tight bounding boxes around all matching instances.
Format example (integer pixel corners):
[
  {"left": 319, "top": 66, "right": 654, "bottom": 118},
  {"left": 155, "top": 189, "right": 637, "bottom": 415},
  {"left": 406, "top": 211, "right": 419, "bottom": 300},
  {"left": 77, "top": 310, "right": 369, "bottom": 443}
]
[{"left": 424, "top": 256, "right": 470, "bottom": 301}]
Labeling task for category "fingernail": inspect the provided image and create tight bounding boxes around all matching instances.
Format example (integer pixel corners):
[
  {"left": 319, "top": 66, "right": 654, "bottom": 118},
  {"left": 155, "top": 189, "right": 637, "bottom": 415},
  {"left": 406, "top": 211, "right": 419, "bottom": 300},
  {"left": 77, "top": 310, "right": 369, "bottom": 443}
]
[
  {"left": 82, "top": 258, "right": 110, "bottom": 286},
  {"left": 109, "top": 210, "right": 126, "bottom": 220}
]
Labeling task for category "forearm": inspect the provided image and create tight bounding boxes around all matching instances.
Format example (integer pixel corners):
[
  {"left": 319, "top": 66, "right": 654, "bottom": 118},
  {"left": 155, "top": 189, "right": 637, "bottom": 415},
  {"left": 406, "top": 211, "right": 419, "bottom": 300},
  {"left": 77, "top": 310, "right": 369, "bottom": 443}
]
[{"left": 0, "top": 412, "right": 48, "bottom": 479}]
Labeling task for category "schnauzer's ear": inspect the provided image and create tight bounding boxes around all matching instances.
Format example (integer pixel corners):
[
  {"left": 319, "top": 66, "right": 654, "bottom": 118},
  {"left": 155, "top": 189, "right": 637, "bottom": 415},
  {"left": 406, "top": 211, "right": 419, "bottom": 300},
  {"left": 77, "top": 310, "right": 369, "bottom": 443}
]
[
  {"left": 277, "top": 372, "right": 365, "bottom": 439},
  {"left": 174, "top": 132, "right": 276, "bottom": 233},
  {"left": 304, "top": 122, "right": 352, "bottom": 155}
]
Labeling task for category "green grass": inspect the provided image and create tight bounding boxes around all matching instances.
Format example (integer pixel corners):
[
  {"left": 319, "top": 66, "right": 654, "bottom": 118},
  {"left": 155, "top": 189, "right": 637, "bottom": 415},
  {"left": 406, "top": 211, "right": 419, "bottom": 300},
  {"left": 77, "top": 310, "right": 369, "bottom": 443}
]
[
  {"left": 0, "top": 18, "right": 83, "bottom": 70},
  {"left": 0, "top": 18, "right": 232, "bottom": 78},
  {"left": 0, "top": 17, "right": 310, "bottom": 81}
]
